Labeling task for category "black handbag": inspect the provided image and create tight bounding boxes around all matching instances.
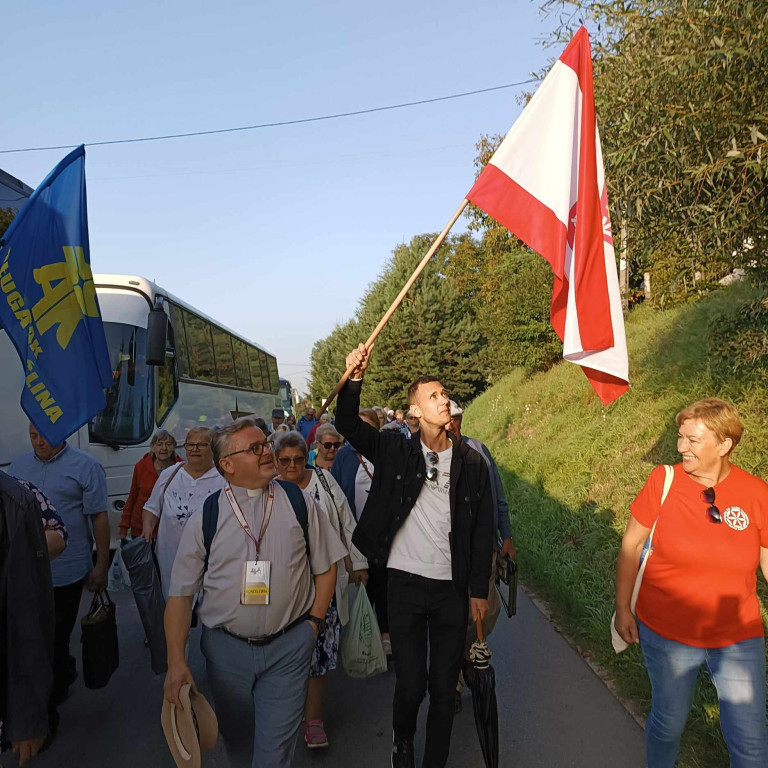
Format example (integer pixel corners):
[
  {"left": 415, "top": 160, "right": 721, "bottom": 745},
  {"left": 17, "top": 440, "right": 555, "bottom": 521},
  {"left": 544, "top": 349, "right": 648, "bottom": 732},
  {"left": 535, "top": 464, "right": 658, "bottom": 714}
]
[
  {"left": 495, "top": 548, "right": 518, "bottom": 618},
  {"left": 81, "top": 590, "right": 119, "bottom": 689}
]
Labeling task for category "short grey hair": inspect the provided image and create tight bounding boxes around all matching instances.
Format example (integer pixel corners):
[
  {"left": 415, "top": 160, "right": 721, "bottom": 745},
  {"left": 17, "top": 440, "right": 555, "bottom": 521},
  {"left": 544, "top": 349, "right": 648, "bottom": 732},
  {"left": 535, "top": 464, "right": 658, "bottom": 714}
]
[
  {"left": 211, "top": 417, "right": 259, "bottom": 475},
  {"left": 274, "top": 430, "right": 308, "bottom": 459},
  {"left": 315, "top": 423, "right": 341, "bottom": 443},
  {"left": 185, "top": 426, "right": 215, "bottom": 445},
  {"left": 150, "top": 429, "right": 177, "bottom": 460}
]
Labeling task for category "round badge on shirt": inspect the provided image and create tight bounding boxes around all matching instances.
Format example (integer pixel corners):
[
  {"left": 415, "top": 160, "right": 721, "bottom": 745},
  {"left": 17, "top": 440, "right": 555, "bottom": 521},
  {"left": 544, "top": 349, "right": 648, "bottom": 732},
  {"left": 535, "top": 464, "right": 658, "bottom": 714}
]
[{"left": 722, "top": 506, "right": 750, "bottom": 531}]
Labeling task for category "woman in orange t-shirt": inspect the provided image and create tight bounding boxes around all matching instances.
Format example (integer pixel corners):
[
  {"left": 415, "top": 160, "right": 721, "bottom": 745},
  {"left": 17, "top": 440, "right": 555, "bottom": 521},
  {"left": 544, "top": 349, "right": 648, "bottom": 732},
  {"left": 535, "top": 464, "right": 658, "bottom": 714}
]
[{"left": 615, "top": 398, "right": 768, "bottom": 768}]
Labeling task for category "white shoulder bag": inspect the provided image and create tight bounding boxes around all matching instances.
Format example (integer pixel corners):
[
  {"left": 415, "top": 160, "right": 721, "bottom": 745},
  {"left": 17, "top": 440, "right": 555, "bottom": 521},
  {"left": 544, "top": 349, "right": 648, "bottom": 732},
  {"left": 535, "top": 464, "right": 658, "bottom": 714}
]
[{"left": 611, "top": 464, "right": 674, "bottom": 653}]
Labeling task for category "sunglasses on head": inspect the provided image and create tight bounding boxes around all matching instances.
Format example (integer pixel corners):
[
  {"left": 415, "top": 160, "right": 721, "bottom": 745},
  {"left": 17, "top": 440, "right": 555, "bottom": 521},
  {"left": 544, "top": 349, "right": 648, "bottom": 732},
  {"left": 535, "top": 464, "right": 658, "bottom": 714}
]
[
  {"left": 701, "top": 487, "right": 722, "bottom": 524},
  {"left": 425, "top": 451, "right": 439, "bottom": 482},
  {"left": 277, "top": 456, "right": 305, "bottom": 468},
  {"left": 319, "top": 441, "right": 342, "bottom": 451}
]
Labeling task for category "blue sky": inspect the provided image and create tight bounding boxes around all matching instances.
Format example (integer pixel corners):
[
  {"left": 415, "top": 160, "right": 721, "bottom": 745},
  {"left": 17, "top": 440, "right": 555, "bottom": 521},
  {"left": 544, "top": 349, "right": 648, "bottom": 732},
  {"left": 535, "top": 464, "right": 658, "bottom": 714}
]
[{"left": 2, "top": 1, "right": 561, "bottom": 395}]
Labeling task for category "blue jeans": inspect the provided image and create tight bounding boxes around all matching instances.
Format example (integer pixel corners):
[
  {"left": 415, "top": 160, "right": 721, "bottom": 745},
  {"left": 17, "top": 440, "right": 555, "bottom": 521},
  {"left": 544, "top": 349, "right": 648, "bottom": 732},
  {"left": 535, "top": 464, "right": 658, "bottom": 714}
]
[
  {"left": 200, "top": 622, "right": 317, "bottom": 768},
  {"left": 639, "top": 621, "right": 768, "bottom": 767}
]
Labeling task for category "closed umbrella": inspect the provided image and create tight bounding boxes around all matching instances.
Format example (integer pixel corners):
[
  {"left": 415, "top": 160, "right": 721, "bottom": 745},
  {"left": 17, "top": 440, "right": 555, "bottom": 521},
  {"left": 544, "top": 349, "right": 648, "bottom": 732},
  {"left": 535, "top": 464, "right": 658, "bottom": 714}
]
[
  {"left": 469, "top": 616, "right": 499, "bottom": 768},
  {"left": 120, "top": 537, "right": 167, "bottom": 674}
]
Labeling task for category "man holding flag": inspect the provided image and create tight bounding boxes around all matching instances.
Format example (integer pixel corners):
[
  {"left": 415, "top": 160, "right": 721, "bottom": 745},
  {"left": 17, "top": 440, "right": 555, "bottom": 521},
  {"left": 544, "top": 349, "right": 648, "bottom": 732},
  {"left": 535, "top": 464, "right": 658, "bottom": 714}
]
[{"left": 0, "top": 145, "right": 114, "bottom": 746}]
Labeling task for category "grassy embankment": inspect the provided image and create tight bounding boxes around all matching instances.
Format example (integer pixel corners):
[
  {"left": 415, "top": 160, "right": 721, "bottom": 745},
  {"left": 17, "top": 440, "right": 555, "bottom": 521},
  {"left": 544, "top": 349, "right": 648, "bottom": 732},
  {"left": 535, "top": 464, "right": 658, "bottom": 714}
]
[{"left": 463, "top": 282, "right": 768, "bottom": 768}]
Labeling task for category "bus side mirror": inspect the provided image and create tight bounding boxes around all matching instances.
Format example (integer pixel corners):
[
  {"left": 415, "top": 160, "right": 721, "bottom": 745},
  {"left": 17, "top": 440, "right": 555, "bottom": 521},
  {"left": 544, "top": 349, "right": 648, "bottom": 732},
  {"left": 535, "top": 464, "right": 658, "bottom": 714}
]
[{"left": 146, "top": 305, "right": 168, "bottom": 365}]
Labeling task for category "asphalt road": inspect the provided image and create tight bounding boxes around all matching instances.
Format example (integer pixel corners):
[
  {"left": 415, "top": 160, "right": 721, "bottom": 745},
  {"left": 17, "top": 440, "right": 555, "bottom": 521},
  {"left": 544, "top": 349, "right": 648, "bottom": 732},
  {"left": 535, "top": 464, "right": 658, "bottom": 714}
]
[{"left": 2, "top": 585, "right": 645, "bottom": 768}]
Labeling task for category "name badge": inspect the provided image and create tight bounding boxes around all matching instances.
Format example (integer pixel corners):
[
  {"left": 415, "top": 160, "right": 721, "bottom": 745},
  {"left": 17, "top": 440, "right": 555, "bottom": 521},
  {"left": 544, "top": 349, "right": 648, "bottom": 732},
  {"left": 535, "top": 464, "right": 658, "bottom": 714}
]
[{"left": 241, "top": 560, "right": 270, "bottom": 605}]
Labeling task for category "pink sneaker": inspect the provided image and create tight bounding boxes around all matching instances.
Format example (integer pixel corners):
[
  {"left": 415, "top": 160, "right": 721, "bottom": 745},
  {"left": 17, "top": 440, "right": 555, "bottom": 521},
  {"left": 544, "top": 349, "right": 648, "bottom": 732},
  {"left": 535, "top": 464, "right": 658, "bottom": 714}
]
[{"left": 304, "top": 719, "right": 329, "bottom": 749}]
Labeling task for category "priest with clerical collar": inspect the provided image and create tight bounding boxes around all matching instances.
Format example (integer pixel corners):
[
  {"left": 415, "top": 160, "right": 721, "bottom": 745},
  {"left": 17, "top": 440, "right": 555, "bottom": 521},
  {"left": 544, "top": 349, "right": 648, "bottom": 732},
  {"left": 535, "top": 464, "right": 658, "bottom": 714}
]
[{"left": 163, "top": 417, "right": 346, "bottom": 768}]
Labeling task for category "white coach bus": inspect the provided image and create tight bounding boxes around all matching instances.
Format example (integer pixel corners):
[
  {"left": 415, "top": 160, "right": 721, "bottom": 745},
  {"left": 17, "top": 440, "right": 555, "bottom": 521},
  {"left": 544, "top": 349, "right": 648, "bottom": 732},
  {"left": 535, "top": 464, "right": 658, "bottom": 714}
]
[{"left": 0, "top": 274, "right": 282, "bottom": 543}]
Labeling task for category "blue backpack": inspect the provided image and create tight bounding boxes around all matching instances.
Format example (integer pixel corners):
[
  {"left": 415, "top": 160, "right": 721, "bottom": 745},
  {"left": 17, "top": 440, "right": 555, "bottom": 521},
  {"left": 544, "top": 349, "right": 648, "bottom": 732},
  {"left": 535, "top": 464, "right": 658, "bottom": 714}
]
[{"left": 202, "top": 480, "right": 309, "bottom": 573}]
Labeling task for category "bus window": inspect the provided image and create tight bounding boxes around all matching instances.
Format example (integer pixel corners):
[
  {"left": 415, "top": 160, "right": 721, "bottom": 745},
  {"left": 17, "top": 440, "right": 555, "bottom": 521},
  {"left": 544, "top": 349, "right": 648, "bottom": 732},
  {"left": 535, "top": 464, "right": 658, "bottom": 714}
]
[
  {"left": 248, "top": 347, "right": 265, "bottom": 391},
  {"left": 156, "top": 323, "right": 178, "bottom": 425},
  {"left": 212, "top": 328, "right": 236, "bottom": 386},
  {"left": 258, "top": 350, "right": 269, "bottom": 391},
  {"left": 185, "top": 313, "right": 216, "bottom": 382},
  {"left": 90, "top": 323, "right": 154, "bottom": 443},
  {"left": 266, "top": 355, "right": 279, "bottom": 394},
  {"left": 232, "top": 338, "right": 252, "bottom": 389},
  {"left": 168, "top": 302, "right": 191, "bottom": 378}
]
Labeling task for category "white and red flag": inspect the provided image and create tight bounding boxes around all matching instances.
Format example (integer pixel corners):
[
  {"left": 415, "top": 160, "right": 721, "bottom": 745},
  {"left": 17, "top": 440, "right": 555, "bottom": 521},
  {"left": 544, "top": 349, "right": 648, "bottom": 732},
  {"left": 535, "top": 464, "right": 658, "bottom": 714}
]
[{"left": 467, "top": 26, "right": 629, "bottom": 405}]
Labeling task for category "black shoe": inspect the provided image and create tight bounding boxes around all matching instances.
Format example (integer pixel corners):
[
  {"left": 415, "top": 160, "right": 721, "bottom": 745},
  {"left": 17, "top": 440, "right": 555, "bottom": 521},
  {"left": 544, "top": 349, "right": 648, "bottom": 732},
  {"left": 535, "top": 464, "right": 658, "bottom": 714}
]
[{"left": 391, "top": 735, "right": 415, "bottom": 768}]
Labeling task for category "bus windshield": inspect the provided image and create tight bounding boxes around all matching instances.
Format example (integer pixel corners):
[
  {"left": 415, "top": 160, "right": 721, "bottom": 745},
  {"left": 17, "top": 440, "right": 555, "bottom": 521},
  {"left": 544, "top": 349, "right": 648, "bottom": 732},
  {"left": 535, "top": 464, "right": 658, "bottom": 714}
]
[{"left": 89, "top": 322, "right": 154, "bottom": 444}]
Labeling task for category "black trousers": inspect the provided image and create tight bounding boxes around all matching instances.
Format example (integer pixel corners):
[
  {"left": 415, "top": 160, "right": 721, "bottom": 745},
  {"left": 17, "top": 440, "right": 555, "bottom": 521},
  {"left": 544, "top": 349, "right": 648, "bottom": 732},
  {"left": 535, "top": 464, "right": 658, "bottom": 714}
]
[
  {"left": 51, "top": 579, "right": 84, "bottom": 703},
  {"left": 366, "top": 562, "right": 390, "bottom": 634},
  {"left": 388, "top": 569, "right": 467, "bottom": 768}
]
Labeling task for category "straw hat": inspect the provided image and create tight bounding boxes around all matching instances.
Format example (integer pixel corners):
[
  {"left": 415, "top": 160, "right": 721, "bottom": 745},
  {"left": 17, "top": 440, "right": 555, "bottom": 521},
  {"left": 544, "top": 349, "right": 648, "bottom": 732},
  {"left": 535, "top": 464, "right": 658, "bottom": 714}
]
[{"left": 161, "top": 684, "right": 218, "bottom": 768}]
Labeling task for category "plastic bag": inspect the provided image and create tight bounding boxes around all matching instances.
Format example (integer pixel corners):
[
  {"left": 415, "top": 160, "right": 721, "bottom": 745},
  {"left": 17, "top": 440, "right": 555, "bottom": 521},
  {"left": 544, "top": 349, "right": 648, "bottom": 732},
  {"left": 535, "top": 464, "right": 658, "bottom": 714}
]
[
  {"left": 108, "top": 548, "right": 128, "bottom": 591},
  {"left": 340, "top": 585, "right": 387, "bottom": 678}
]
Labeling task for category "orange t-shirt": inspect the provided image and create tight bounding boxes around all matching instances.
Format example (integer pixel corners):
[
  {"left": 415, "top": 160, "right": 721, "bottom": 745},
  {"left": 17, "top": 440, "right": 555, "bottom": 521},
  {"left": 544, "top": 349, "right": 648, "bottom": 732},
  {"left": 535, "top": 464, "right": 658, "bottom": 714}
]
[{"left": 631, "top": 463, "right": 768, "bottom": 647}]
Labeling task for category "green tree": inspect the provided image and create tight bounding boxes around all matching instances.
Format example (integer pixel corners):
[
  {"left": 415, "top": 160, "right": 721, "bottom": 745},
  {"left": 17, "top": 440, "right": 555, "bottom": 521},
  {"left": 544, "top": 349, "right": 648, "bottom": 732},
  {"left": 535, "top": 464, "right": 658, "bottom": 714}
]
[
  {"left": 309, "top": 234, "right": 487, "bottom": 409},
  {"left": 0, "top": 208, "right": 16, "bottom": 240},
  {"left": 445, "top": 136, "right": 561, "bottom": 379},
  {"left": 541, "top": 0, "right": 768, "bottom": 300}
]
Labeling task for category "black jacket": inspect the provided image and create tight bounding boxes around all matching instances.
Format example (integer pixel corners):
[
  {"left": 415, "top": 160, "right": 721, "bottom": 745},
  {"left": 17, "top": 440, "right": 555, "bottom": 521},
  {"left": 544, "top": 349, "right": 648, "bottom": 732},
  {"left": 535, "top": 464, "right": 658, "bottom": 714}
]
[
  {"left": 0, "top": 471, "right": 55, "bottom": 744},
  {"left": 336, "top": 380, "right": 494, "bottom": 599}
]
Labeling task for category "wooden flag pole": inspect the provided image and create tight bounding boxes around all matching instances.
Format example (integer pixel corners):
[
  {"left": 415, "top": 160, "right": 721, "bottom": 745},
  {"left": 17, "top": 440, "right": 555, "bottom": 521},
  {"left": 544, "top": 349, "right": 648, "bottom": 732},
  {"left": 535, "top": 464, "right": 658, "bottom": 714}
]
[{"left": 317, "top": 198, "right": 469, "bottom": 417}]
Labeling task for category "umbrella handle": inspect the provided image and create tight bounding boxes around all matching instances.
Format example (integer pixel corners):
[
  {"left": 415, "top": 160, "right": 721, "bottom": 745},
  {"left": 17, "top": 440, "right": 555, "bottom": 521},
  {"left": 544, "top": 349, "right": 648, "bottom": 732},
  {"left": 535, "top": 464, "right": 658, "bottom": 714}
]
[{"left": 475, "top": 616, "right": 484, "bottom": 642}]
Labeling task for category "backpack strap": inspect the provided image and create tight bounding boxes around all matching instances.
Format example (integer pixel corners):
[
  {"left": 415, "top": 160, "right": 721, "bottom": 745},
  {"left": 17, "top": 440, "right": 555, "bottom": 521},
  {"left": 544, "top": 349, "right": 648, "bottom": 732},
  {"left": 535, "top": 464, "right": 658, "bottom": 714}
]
[
  {"left": 202, "top": 490, "right": 221, "bottom": 575},
  {"left": 275, "top": 479, "right": 310, "bottom": 558}
]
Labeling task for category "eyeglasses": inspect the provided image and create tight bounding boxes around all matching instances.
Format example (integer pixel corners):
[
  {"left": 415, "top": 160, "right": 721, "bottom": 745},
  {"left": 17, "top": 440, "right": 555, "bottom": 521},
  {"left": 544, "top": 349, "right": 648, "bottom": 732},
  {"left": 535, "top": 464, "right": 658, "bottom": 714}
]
[
  {"left": 222, "top": 442, "right": 269, "bottom": 460},
  {"left": 319, "top": 441, "right": 342, "bottom": 451},
  {"left": 425, "top": 451, "right": 439, "bottom": 482},
  {"left": 701, "top": 487, "right": 722, "bottom": 524},
  {"left": 277, "top": 456, "right": 305, "bottom": 468},
  {"left": 183, "top": 442, "right": 210, "bottom": 451}
]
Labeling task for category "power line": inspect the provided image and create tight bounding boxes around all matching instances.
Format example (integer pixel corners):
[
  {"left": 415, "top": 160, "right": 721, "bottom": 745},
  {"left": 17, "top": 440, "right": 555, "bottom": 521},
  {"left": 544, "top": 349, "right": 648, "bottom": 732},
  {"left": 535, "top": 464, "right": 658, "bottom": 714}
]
[{"left": 0, "top": 79, "right": 536, "bottom": 155}]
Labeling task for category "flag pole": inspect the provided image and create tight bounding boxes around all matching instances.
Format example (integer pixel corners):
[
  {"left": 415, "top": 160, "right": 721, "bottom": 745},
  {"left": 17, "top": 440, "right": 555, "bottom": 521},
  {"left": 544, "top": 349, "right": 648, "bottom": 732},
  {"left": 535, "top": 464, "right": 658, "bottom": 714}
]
[{"left": 317, "top": 198, "right": 469, "bottom": 417}]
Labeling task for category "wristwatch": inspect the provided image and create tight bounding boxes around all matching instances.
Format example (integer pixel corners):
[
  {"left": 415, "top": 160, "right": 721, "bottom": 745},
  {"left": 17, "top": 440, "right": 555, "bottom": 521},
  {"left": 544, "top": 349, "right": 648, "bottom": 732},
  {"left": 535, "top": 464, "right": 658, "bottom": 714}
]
[{"left": 307, "top": 614, "right": 326, "bottom": 634}]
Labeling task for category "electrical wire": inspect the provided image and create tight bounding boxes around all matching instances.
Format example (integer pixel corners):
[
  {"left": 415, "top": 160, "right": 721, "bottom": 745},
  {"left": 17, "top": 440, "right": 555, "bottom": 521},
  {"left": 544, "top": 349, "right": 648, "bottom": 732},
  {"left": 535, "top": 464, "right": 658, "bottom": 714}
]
[{"left": 0, "top": 79, "right": 536, "bottom": 155}]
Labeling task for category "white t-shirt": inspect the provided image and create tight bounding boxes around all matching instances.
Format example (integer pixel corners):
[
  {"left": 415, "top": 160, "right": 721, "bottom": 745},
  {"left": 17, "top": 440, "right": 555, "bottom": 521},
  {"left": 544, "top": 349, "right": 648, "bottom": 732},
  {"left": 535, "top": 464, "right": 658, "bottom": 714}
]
[
  {"left": 387, "top": 444, "right": 452, "bottom": 580},
  {"left": 144, "top": 464, "right": 226, "bottom": 600},
  {"left": 354, "top": 454, "right": 374, "bottom": 521}
]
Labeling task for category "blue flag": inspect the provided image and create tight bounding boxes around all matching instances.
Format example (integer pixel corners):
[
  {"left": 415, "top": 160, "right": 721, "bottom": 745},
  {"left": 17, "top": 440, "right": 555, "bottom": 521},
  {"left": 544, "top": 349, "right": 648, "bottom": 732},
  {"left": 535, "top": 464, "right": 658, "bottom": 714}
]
[{"left": 0, "top": 145, "right": 112, "bottom": 446}]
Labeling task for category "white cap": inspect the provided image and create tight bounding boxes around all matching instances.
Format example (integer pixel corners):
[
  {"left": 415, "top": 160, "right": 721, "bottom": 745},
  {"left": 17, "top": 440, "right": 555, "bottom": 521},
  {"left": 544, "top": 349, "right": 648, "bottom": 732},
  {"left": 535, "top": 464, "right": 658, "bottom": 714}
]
[{"left": 449, "top": 400, "right": 463, "bottom": 417}]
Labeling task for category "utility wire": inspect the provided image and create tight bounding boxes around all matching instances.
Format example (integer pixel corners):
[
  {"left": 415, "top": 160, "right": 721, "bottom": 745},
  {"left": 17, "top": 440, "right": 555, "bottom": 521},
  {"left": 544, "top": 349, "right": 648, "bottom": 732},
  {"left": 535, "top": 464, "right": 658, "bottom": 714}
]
[{"left": 0, "top": 79, "right": 536, "bottom": 155}]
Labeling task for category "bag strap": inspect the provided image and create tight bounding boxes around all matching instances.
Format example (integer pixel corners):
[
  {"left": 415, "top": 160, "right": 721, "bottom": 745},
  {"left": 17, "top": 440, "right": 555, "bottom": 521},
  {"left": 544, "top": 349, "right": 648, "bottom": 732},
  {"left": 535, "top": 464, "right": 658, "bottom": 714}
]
[
  {"left": 157, "top": 462, "right": 186, "bottom": 517},
  {"left": 630, "top": 464, "right": 674, "bottom": 614},
  {"left": 313, "top": 466, "right": 349, "bottom": 549},
  {"left": 355, "top": 452, "right": 373, "bottom": 481}
]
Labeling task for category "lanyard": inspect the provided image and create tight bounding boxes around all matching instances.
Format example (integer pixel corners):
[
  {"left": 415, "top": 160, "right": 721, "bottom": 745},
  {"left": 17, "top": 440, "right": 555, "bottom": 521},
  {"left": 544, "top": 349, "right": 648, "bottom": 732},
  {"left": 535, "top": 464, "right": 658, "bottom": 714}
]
[{"left": 225, "top": 483, "right": 273, "bottom": 558}]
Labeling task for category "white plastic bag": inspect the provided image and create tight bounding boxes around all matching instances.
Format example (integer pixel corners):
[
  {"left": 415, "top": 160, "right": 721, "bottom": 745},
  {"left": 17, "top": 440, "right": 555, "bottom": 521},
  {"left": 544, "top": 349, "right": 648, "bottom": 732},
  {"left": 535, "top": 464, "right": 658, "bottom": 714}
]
[
  {"left": 340, "top": 586, "right": 387, "bottom": 678},
  {"left": 108, "top": 547, "right": 129, "bottom": 591}
]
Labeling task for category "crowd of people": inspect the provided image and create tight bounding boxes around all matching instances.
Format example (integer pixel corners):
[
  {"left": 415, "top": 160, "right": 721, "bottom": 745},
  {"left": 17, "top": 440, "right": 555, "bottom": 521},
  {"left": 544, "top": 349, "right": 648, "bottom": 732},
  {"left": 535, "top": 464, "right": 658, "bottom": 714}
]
[{"left": 2, "top": 347, "right": 768, "bottom": 768}]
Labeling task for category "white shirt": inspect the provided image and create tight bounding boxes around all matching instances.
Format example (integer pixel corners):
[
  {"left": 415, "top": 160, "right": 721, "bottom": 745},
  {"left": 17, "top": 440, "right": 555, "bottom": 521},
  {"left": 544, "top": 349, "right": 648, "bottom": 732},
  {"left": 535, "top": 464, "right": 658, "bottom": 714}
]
[
  {"left": 387, "top": 444, "right": 452, "bottom": 580},
  {"left": 354, "top": 454, "right": 374, "bottom": 521},
  {"left": 302, "top": 469, "right": 368, "bottom": 625},
  {"left": 144, "top": 464, "right": 226, "bottom": 600}
]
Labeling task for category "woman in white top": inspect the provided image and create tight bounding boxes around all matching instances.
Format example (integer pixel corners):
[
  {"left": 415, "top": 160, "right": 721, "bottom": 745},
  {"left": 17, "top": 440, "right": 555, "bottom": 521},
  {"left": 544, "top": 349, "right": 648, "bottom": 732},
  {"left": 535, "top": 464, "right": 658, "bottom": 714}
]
[
  {"left": 141, "top": 427, "right": 226, "bottom": 600},
  {"left": 275, "top": 430, "right": 368, "bottom": 750}
]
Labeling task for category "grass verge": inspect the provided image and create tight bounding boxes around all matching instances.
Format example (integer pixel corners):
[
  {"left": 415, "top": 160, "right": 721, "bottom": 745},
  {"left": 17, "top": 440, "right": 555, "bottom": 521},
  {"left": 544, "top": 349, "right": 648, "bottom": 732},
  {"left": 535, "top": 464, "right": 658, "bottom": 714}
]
[{"left": 463, "top": 282, "right": 768, "bottom": 768}]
